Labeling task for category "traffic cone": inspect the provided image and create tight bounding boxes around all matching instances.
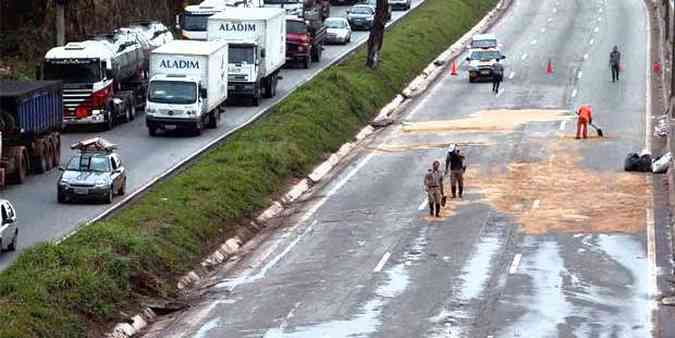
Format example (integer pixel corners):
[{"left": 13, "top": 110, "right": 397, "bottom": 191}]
[
  {"left": 450, "top": 62, "right": 458, "bottom": 76},
  {"left": 546, "top": 59, "right": 553, "bottom": 74}
]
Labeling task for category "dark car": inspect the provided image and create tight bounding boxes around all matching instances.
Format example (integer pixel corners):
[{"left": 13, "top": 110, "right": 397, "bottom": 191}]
[
  {"left": 360, "top": 0, "right": 392, "bottom": 21},
  {"left": 347, "top": 5, "right": 375, "bottom": 30},
  {"left": 57, "top": 138, "right": 127, "bottom": 204}
]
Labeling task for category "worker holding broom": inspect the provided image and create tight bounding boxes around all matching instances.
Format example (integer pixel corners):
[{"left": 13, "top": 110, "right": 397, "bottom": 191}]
[{"left": 576, "top": 104, "right": 593, "bottom": 139}]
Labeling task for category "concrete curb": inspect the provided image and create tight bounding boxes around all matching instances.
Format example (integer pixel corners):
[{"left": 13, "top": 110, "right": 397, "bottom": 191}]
[{"left": 104, "top": 1, "right": 513, "bottom": 336}]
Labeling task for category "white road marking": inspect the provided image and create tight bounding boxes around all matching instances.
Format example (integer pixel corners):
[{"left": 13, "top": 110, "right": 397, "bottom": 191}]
[
  {"left": 373, "top": 252, "right": 392, "bottom": 272},
  {"left": 571, "top": 88, "right": 578, "bottom": 98},
  {"left": 560, "top": 119, "right": 567, "bottom": 131},
  {"left": 594, "top": 26, "right": 599, "bottom": 33},
  {"left": 540, "top": 28, "right": 546, "bottom": 33},
  {"left": 508, "top": 72, "right": 515, "bottom": 79},
  {"left": 521, "top": 53, "right": 528, "bottom": 61},
  {"left": 508, "top": 253, "right": 522, "bottom": 274},
  {"left": 418, "top": 197, "right": 429, "bottom": 211},
  {"left": 547, "top": 17, "right": 553, "bottom": 23},
  {"left": 577, "top": 71, "right": 583, "bottom": 79},
  {"left": 530, "top": 40, "right": 537, "bottom": 45},
  {"left": 589, "top": 38, "right": 595, "bottom": 45},
  {"left": 583, "top": 53, "right": 589, "bottom": 60},
  {"left": 532, "top": 199, "right": 540, "bottom": 209},
  {"left": 553, "top": 7, "right": 558, "bottom": 13},
  {"left": 496, "top": 89, "right": 503, "bottom": 97},
  {"left": 597, "top": 17, "right": 602, "bottom": 22},
  {"left": 279, "top": 302, "right": 302, "bottom": 330},
  {"left": 407, "top": 73, "right": 446, "bottom": 119}
]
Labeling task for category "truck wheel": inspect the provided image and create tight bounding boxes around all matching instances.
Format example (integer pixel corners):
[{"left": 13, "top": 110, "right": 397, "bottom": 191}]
[
  {"left": 193, "top": 120, "right": 203, "bottom": 136},
  {"left": 303, "top": 55, "right": 311, "bottom": 69},
  {"left": 125, "top": 97, "right": 136, "bottom": 122},
  {"left": 35, "top": 147, "right": 49, "bottom": 174},
  {"left": 12, "top": 149, "right": 28, "bottom": 184},
  {"left": 311, "top": 46, "right": 320, "bottom": 62},
  {"left": 103, "top": 112, "right": 114, "bottom": 131},
  {"left": 47, "top": 140, "right": 57, "bottom": 170},
  {"left": 207, "top": 111, "right": 218, "bottom": 129},
  {"left": 271, "top": 76, "right": 278, "bottom": 97},
  {"left": 148, "top": 127, "right": 158, "bottom": 137},
  {"left": 119, "top": 179, "right": 126, "bottom": 196},
  {"left": 262, "top": 78, "right": 273, "bottom": 99}
]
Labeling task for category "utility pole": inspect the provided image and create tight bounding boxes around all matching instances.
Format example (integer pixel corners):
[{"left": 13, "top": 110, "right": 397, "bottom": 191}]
[{"left": 56, "top": 0, "right": 66, "bottom": 46}]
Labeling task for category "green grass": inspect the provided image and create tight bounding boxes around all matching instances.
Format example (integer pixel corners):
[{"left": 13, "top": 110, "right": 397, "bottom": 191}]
[{"left": 0, "top": 0, "right": 497, "bottom": 336}]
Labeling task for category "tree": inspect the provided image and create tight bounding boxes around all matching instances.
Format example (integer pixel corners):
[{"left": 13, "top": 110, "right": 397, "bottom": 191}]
[{"left": 366, "top": 0, "right": 388, "bottom": 69}]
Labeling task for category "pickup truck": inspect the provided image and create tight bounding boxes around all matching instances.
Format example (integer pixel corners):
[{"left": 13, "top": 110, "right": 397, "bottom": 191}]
[{"left": 286, "top": 15, "right": 327, "bottom": 68}]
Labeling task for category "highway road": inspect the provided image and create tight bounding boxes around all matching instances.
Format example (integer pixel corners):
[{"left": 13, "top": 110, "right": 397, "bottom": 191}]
[
  {"left": 139, "top": 0, "right": 674, "bottom": 337},
  {"left": 0, "top": 2, "right": 424, "bottom": 270}
]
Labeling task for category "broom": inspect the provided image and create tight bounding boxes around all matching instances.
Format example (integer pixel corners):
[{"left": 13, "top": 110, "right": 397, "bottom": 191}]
[{"left": 589, "top": 122, "right": 604, "bottom": 137}]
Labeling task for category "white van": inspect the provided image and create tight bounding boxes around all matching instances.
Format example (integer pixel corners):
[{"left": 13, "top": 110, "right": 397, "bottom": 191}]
[{"left": 470, "top": 33, "right": 498, "bottom": 49}]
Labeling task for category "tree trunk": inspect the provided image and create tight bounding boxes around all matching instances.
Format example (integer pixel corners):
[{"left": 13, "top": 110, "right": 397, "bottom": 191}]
[
  {"left": 366, "top": 0, "right": 388, "bottom": 69},
  {"left": 665, "top": 0, "right": 671, "bottom": 41}
]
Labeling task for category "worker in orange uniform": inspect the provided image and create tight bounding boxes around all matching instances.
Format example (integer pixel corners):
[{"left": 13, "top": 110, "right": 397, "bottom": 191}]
[{"left": 576, "top": 104, "right": 593, "bottom": 139}]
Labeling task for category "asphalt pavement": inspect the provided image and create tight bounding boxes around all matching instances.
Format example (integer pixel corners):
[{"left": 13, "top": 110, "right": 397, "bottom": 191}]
[
  {"left": 138, "top": 0, "right": 672, "bottom": 337},
  {"left": 0, "top": 2, "right": 424, "bottom": 270}
]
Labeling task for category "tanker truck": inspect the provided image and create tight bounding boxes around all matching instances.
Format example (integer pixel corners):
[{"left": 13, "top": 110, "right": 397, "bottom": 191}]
[
  {"left": 40, "top": 21, "right": 173, "bottom": 131},
  {"left": 178, "top": 0, "right": 265, "bottom": 40},
  {"left": 0, "top": 80, "right": 63, "bottom": 187}
]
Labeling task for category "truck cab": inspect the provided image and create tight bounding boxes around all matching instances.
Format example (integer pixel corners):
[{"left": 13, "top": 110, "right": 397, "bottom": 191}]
[
  {"left": 286, "top": 15, "right": 326, "bottom": 68},
  {"left": 145, "top": 74, "right": 207, "bottom": 135},
  {"left": 228, "top": 41, "right": 262, "bottom": 96}
]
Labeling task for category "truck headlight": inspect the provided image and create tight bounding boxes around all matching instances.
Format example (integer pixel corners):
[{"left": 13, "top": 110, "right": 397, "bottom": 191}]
[{"left": 95, "top": 180, "right": 108, "bottom": 187}]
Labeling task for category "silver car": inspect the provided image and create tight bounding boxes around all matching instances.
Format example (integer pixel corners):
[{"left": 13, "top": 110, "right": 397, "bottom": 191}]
[
  {"left": 325, "top": 17, "right": 352, "bottom": 44},
  {"left": 0, "top": 199, "right": 18, "bottom": 253},
  {"left": 347, "top": 5, "right": 375, "bottom": 30}
]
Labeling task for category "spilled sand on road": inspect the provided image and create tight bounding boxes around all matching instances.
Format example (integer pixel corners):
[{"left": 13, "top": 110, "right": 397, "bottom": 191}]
[
  {"left": 458, "top": 140, "right": 649, "bottom": 234},
  {"left": 401, "top": 109, "right": 573, "bottom": 133}
]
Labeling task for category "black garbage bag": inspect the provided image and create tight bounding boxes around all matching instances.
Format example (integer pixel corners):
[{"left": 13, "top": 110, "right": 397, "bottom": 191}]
[
  {"left": 624, "top": 152, "right": 640, "bottom": 171},
  {"left": 639, "top": 154, "right": 653, "bottom": 172}
]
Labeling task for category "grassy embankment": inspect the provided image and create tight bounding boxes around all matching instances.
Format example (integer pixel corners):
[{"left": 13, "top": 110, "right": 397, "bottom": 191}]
[{"left": 0, "top": 0, "right": 497, "bottom": 336}]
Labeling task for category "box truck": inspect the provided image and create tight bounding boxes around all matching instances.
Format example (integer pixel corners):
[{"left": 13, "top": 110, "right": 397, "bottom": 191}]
[
  {"left": 177, "top": 0, "right": 265, "bottom": 40},
  {"left": 145, "top": 40, "right": 228, "bottom": 136},
  {"left": 208, "top": 8, "right": 286, "bottom": 106}
]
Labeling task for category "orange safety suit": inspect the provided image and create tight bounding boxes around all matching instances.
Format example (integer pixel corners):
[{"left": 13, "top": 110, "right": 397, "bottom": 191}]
[{"left": 576, "top": 104, "right": 593, "bottom": 139}]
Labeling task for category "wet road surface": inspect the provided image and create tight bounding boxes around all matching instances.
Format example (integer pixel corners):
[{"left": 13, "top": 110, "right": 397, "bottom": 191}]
[{"left": 141, "top": 0, "right": 669, "bottom": 336}]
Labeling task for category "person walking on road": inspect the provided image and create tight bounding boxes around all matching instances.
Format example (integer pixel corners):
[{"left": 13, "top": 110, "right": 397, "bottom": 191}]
[
  {"left": 492, "top": 59, "right": 504, "bottom": 94},
  {"left": 424, "top": 161, "right": 444, "bottom": 217},
  {"left": 609, "top": 46, "right": 621, "bottom": 82},
  {"left": 576, "top": 104, "right": 593, "bottom": 139},
  {"left": 445, "top": 144, "right": 466, "bottom": 199}
]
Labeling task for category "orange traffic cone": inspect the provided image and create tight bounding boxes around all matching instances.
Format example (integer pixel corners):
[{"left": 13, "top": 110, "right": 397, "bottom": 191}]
[
  {"left": 546, "top": 59, "right": 553, "bottom": 74},
  {"left": 450, "top": 62, "right": 458, "bottom": 76}
]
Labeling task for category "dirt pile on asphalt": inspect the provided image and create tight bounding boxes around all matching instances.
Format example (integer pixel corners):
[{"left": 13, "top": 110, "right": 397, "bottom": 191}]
[
  {"left": 401, "top": 109, "right": 573, "bottom": 133},
  {"left": 464, "top": 141, "right": 649, "bottom": 234}
]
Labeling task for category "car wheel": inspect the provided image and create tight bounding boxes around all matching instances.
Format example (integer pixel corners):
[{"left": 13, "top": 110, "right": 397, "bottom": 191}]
[
  {"left": 7, "top": 230, "right": 17, "bottom": 251},
  {"left": 105, "top": 186, "right": 114, "bottom": 204},
  {"left": 57, "top": 189, "right": 66, "bottom": 203},
  {"left": 148, "top": 127, "right": 158, "bottom": 137},
  {"left": 119, "top": 178, "right": 126, "bottom": 196}
]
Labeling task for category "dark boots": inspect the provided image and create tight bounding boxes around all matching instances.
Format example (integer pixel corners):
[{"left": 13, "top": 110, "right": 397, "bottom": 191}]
[
  {"left": 429, "top": 202, "right": 441, "bottom": 217},
  {"left": 451, "top": 187, "right": 456, "bottom": 198}
]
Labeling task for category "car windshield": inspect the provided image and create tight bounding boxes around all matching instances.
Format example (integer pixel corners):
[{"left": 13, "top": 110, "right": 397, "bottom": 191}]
[
  {"left": 471, "top": 39, "right": 497, "bottom": 49},
  {"left": 182, "top": 13, "right": 211, "bottom": 31},
  {"left": 351, "top": 6, "right": 372, "bottom": 14},
  {"left": 229, "top": 46, "right": 255, "bottom": 64},
  {"left": 470, "top": 50, "right": 502, "bottom": 61},
  {"left": 325, "top": 19, "right": 346, "bottom": 29},
  {"left": 287, "top": 21, "right": 307, "bottom": 33},
  {"left": 66, "top": 154, "right": 111, "bottom": 173},
  {"left": 43, "top": 60, "right": 101, "bottom": 83},
  {"left": 148, "top": 81, "right": 197, "bottom": 104}
]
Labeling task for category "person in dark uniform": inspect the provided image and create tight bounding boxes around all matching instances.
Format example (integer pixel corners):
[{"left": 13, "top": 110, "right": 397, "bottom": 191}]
[
  {"left": 609, "top": 46, "right": 621, "bottom": 82},
  {"left": 445, "top": 144, "right": 466, "bottom": 198},
  {"left": 492, "top": 59, "right": 504, "bottom": 94}
]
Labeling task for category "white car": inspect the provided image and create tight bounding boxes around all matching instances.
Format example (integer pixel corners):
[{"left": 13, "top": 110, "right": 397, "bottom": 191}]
[
  {"left": 325, "top": 17, "right": 352, "bottom": 44},
  {"left": 389, "top": 0, "right": 411, "bottom": 10},
  {"left": 0, "top": 199, "right": 18, "bottom": 252},
  {"left": 465, "top": 48, "right": 506, "bottom": 82}
]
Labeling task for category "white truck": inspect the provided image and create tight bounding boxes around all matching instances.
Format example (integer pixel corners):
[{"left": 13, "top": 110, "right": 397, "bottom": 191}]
[
  {"left": 145, "top": 40, "right": 228, "bottom": 136},
  {"left": 178, "top": 0, "right": 265, "bottom": 40},
  {"left": 207, "top": 7, "right": 286, "bottom": 106}
]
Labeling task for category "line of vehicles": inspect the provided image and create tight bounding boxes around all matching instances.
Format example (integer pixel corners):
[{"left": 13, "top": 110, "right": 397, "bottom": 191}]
[{"left": 0, "top": 0, "right": 416, "bottom": 252}]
